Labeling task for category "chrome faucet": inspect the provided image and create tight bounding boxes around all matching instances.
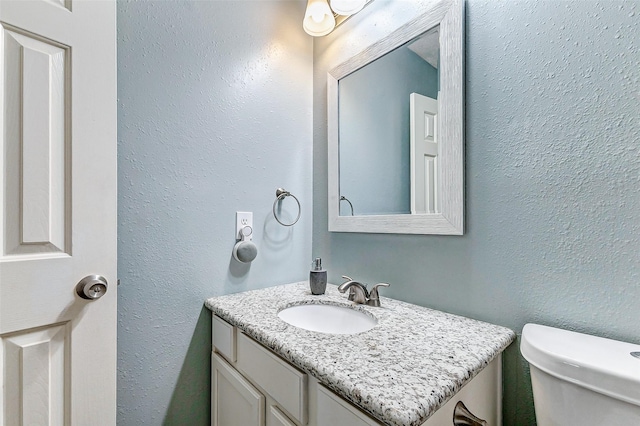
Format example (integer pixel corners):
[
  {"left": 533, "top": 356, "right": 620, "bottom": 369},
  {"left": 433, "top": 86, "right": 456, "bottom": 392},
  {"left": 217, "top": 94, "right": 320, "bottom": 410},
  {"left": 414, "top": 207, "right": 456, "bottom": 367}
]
[
  {"left": 338, "top": 276, "right": 369, "bottom": 304},
  {"left": 338, "top": 276, "right": 390, "bottom": 307}
]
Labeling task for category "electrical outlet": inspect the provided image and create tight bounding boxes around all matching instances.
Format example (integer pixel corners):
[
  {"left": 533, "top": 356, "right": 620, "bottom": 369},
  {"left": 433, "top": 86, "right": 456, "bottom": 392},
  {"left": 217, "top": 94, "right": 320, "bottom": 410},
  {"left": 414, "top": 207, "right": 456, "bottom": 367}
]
[{"left": 236, "top": 212, "right": 253, "bottom": 241}]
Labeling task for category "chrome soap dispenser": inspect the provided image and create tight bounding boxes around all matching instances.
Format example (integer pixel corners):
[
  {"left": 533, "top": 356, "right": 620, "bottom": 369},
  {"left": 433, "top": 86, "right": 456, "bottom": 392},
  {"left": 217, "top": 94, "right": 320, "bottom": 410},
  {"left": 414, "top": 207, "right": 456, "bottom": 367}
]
[{"left": 309, "top": 258, "right": 327, "bottom": 295}]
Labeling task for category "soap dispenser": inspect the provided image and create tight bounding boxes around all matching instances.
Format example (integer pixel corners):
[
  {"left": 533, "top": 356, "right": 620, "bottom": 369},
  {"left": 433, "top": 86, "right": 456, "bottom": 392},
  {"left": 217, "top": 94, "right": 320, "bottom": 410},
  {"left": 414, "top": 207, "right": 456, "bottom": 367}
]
[{"left": 309, "top": 258, "right": 327, "bottom": 295}]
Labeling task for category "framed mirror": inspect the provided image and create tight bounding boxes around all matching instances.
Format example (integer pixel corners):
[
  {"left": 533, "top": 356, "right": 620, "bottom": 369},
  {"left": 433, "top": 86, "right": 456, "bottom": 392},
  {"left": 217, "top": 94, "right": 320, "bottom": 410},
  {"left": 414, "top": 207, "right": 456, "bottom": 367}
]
[{"left": 327, "top": 0, "right": 464, "bottom": 234}]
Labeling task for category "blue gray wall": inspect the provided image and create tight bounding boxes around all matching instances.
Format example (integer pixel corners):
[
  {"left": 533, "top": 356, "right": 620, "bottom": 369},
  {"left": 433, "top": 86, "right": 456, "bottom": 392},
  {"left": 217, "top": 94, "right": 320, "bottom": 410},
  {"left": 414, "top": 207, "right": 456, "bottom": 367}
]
[
  {"left": 339, "top": 47, "right": 438, "bottom": 215},
  {"left": 313, "top": 0, "right": 640, "bottom": 424},
  {"left": 117, "top": 0, "right": 639, "bottom": 424},
  {"left": 117, "top": 1, "right": 312, "bottom": 424}
]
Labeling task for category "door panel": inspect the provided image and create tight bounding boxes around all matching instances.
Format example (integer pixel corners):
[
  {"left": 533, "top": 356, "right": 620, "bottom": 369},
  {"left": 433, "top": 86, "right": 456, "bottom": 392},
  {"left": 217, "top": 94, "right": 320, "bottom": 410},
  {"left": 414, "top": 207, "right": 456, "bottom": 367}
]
[
  {"left": 2, "top": 26, "right": 69, "bottom": 256},
  {"left": 0, "top": 0, "right": 116, "bottom": 424},
  {"left": 3, "top": 324, "right": 68, "bottom": 425}
]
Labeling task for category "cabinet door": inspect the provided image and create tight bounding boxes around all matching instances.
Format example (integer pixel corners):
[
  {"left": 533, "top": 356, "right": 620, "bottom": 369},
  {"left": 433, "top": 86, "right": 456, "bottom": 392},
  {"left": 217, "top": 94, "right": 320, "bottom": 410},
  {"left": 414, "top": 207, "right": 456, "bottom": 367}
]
[
  {"left": 212, "top": 352, "right": 265, "bottom": 426},
  {"left": 421, "top": 356, "right": 500, "bottom": 425},
  {"left": 269, "top": 405, "right": 297, "bottom": 426}
]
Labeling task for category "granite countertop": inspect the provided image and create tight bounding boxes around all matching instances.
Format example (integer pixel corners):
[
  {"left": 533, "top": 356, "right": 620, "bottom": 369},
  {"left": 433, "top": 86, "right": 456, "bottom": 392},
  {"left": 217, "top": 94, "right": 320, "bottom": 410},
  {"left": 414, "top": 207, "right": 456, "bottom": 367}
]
[{"left": 205, "top": 282, "right": 515, "bottom": 426}]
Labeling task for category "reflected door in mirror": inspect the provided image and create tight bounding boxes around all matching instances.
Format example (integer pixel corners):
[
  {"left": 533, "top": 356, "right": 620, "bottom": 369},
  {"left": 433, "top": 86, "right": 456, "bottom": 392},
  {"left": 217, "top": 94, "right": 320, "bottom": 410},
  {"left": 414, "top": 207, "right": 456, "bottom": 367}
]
[
  {"left": 410, "top": 93, "right": 438, "bottom": 214},
  {"left": 338, "top": 27, "right": 440, "bottom": 217}
]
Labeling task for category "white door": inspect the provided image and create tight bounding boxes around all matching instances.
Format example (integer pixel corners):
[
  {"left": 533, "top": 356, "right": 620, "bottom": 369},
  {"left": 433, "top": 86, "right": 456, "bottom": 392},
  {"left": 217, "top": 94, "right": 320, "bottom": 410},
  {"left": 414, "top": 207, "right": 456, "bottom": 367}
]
[
  {"left": 0, "top": 0, "right": 116, "bottom": 424},
  {"left": 410, "top": 93, "right": 438, "bottom": 214}
]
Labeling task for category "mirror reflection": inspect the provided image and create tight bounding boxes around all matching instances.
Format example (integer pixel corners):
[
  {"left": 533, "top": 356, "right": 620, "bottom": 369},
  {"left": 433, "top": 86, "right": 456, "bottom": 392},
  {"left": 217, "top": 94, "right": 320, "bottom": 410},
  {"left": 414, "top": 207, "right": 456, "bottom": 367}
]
[{"left": 338, "top": 26, "right": 440, "bottom": 216}]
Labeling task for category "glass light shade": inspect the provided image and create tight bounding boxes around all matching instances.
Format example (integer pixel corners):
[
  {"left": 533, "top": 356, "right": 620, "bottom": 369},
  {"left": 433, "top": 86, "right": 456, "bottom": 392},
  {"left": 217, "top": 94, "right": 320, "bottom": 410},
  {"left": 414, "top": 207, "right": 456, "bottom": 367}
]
[
  {"left": 329, "top": 0, "right": 366, "bottom": 16},
  {"left": 303, "top": 0, "right": 336, "bottom": 37}
]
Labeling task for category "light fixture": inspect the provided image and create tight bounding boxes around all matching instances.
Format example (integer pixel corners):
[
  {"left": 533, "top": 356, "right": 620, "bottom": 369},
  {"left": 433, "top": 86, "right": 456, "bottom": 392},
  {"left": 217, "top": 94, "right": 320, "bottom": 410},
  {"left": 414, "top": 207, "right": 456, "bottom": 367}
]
[
  {"left": 303, "top": 0, "right": 336, "bottom": 37},
  {"left": 329, "top": 0, "right": 366, "bottom": 16}
]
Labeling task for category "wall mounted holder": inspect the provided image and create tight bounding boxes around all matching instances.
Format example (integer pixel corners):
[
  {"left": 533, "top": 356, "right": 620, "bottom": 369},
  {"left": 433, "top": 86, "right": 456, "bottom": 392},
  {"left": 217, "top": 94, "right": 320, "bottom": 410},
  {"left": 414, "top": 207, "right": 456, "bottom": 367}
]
[
  {"left": 233, "top": 226, "right": 257, "bottom": 263},
  {"left": 233, "top": 212, "right": 257, "bottom": 263}
]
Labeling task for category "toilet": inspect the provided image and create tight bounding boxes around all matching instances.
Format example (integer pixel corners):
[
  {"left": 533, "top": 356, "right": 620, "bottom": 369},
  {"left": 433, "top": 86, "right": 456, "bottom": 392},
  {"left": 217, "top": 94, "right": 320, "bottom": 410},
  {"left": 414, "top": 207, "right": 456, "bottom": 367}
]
[{"left": 520, "top": 323, "right": 640, "bottom": 425}]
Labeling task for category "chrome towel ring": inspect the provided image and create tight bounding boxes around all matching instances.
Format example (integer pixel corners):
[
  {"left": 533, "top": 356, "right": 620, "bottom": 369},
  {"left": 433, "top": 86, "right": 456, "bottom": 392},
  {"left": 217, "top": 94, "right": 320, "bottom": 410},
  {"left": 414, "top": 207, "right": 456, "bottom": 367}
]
[
  {"left": 273, "top": 188, "right": 301, "bottom": 226},
  {"left": 339, "top": 196, "right": 354, "bottom": 216}
]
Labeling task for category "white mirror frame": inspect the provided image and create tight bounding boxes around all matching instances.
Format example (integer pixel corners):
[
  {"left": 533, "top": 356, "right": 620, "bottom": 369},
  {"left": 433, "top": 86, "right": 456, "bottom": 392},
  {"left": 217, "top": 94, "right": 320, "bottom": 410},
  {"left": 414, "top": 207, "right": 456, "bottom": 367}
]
[{"left": 328, "top": 0, "right": 464, "bottom": 235}]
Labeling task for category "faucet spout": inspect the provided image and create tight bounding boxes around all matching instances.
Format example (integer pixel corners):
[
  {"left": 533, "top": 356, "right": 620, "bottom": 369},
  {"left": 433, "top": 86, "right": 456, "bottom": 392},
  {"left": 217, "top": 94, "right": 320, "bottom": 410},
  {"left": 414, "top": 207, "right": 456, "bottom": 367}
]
[
  {"left": 338, "top": 276, "right": 391, "bottom": 307},
  {"left": 338, "top": 277, "right": 369, "bottom": 305}
]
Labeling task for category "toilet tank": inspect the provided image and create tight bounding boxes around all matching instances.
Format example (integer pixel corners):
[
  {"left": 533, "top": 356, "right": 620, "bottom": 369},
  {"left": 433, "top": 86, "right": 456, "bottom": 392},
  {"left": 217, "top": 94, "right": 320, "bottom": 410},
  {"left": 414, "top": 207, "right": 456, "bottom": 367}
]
[{"left": 521, "top": 323, "right": 640, "bottom": 426}]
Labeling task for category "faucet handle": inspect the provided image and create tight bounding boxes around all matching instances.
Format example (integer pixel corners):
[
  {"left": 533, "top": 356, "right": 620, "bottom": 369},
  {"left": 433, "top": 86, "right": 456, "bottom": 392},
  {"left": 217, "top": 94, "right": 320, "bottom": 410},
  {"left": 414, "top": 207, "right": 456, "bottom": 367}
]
[
  {"left": 341, "top": 275, "right": 353, "bottom": 282},
  {"left": 371, "top": 282, "right": 390, "bottom": 293},
  {"left": 367, "top": 283, "right": 390, "bottom": 307}
]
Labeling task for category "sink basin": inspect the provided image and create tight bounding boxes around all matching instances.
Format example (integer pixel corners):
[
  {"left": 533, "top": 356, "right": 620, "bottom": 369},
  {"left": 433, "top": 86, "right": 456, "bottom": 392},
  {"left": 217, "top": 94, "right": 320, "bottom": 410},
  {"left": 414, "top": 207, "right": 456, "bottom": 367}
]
[{"left": 277, "top": 304, "right": 377, "bottom": 335}]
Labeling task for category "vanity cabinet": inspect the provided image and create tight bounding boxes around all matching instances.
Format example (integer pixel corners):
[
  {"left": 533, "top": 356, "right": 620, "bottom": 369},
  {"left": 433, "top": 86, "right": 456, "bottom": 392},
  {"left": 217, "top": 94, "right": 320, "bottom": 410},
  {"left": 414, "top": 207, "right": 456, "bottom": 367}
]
[
  {"left": 211, "top": 314, "right": 501, "bottom": 426},
  {"left": 212, "top": 314, "right": 381, "bottom": 426}
]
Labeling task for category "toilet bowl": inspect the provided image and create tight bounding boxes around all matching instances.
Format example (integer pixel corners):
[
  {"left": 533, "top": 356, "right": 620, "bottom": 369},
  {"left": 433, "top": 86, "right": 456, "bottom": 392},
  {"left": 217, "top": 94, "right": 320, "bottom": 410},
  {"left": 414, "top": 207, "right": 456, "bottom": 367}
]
[{"left": 520, "top": 323, "right": 640, "bottom": 426}]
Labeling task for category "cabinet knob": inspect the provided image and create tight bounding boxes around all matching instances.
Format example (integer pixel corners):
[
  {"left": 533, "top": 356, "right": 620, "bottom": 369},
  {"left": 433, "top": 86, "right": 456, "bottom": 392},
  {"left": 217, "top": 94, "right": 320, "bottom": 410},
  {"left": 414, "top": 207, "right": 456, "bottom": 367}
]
[{"left": 453, "top": 401, "right": 487, "bottom": 426}]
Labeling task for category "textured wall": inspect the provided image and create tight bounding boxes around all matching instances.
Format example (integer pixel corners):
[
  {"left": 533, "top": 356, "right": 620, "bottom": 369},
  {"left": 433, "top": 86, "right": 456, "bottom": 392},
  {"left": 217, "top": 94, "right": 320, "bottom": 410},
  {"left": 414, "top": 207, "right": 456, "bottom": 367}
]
[
  {"left": 340, "top": 47, "right": 437, "bottom": 215},
  {"left": 313, "top": 0, "right": 640, "bottom": 424},
  {"left": 117, "top": 1, "right": 312, "bottom": 424}
]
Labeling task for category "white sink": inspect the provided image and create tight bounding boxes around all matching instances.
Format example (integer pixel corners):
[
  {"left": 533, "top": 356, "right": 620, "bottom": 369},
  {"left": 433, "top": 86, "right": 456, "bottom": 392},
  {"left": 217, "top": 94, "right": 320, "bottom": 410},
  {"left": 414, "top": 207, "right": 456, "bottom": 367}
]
[{"left": 277, "top": 304, "right": 377, "bottom": 335}]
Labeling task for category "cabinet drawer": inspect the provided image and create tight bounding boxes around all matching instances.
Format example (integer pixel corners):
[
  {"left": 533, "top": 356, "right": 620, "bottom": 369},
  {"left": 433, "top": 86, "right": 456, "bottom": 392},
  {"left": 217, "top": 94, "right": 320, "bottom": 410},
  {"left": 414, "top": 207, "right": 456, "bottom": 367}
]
[
  {"left": 316, "top": 385, "right": 381, "bottom": 426},
  {"left": 212, "top": 314, "right": 236, "bottom": 362},
  {"left": 236, "top": 332, "right": 307, "bottom": 425}
]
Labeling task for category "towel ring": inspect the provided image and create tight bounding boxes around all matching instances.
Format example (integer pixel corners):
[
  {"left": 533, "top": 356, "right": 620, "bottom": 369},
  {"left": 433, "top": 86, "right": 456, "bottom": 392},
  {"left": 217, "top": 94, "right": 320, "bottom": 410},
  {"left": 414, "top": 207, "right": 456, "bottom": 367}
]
[
  {"left": 273, "top": 188, "right": 301, "bottom": 227},
  {"left": 340, "top": 196, "right": 354, "bottom": 216}
]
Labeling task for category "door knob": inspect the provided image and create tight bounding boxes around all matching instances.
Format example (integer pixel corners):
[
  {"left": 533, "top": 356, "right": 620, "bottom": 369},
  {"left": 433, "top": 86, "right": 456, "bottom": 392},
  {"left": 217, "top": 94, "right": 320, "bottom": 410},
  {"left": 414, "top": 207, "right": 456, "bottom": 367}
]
[{"left": 75, "top": 275, "right": 108, "bottom": 300}]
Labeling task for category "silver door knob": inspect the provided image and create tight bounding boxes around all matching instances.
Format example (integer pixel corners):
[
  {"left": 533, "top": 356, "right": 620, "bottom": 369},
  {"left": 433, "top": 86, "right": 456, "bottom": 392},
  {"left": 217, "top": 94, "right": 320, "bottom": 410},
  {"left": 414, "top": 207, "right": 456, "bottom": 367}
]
[{"left": 75, "top": 275, "right": 108, "bottom": 300}]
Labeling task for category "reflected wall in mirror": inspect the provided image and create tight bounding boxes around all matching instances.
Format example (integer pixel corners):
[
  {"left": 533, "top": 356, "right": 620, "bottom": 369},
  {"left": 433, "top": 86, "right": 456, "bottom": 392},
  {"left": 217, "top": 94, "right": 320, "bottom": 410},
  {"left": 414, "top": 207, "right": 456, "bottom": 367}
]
[
  {"left": 328, "top": 0, "right": 463, "bottom": 234},
  {"left": 338, "top": 27, "right": 440, "bottom": 216}
]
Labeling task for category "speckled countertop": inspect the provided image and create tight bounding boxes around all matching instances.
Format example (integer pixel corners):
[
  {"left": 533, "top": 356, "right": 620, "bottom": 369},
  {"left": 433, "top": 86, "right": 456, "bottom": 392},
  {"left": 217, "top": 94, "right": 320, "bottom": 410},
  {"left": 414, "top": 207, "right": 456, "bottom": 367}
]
[{"left": 205, "top": 282, "right": 515, "bottom": 426}]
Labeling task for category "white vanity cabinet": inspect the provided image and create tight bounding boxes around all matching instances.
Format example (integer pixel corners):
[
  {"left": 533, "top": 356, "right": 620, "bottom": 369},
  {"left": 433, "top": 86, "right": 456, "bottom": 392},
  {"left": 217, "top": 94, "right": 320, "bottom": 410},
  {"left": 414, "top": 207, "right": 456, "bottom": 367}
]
[
  {"left": 211, "top": 314, "right": 502, "bottom": 426},
  {"left": 212, "top": 314, "right": 384, "bottom": 426}
]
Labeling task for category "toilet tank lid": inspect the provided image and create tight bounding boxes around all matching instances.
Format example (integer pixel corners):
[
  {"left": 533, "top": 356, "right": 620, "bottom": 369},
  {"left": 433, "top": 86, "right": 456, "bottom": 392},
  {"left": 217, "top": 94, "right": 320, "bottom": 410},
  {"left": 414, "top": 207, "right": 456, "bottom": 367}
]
[{"left": 521, "top": 323, "right": 640, "bottom": 407}]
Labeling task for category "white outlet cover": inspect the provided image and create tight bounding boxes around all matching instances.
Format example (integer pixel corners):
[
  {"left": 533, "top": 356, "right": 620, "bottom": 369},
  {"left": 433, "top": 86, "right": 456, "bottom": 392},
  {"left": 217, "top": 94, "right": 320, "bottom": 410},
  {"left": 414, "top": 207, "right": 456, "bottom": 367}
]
[{"left": 236, "top": 212, "right": 253, "bottom": 240}]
